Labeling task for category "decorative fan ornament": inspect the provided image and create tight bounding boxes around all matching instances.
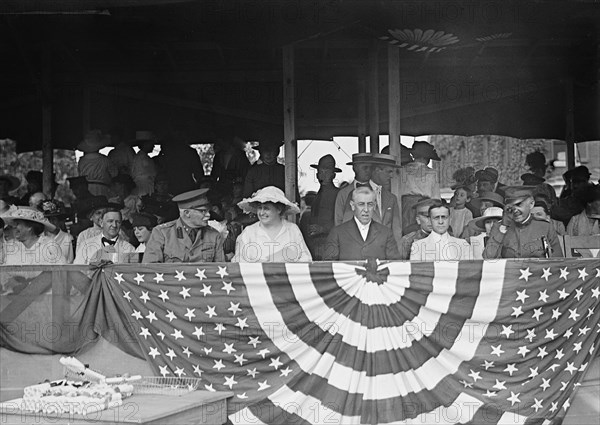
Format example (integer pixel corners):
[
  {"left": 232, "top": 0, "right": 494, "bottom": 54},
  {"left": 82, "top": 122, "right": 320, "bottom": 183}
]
[
  {"left": 475, "top": 33, "right": 512, "bottom": 42},
  {"left": 380, "top": 28, "right": 459, "bottom": 53}
]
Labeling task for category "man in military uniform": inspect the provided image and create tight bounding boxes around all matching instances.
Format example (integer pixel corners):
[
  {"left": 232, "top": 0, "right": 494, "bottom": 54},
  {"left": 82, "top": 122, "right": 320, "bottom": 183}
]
[
  {"left": 483, "top": 186, "right": 563, "bottom": 259},
  {"left": 398, "top": 196, "right": 435, "bottom": 259},
  {"left": 143, "top": 188, "right": 225, "bottom": 263},
  {"left": 306, "top": 154, "right": 341, "bottom": 260}
]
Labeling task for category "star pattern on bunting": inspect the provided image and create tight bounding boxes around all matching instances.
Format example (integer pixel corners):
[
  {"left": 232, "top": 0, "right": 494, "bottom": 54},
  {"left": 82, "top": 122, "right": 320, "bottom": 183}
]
[
  {"left": 106, "top": 263, "right": 299, "bottom": 408},
  {"left": 456, "top": 262, "right": 600, "bottom": 419},
  {"left": 105, "top": 261, "right": 599, "bottom": 422}
]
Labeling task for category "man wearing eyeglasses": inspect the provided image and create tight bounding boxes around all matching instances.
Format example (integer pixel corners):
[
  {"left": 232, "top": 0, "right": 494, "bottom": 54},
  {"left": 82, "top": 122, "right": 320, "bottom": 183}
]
[{"left": 143, "top": 188, "right": 225, "bottom": 263}]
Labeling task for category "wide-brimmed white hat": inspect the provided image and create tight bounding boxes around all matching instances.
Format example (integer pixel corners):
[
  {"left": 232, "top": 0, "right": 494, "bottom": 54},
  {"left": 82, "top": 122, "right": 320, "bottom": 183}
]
[
  {"left": 237, "top": 186, "right": 300, "bottom": 215},
  {"left": 0, "top": 206, "right": 56, "bottom": 233},
  {"left": 473, "top": 206, "right": 504, "bottom": 230}
]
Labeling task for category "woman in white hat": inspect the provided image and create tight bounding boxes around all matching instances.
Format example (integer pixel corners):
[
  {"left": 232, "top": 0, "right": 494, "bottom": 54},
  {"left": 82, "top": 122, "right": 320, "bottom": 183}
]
[
  {"left": 232, "top": 186, "right": 312, "bottom": 263},
  {"left": 0, "top": 206, "right": 68, "bottom": 265},
  {"left": 468, "top": 206, "right": 503, "bottom": 260}
]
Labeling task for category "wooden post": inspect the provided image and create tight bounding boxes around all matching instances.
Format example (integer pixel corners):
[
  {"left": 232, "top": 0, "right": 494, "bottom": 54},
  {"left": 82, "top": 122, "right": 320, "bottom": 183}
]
[
  {"left": 83, "top": 85, "right": 91, "bottom": 135},
  {"left": 41, "top": 48, "right": 53, "bottom": 196},
  {"left": 387, "top": 44, "right": 403, "bottom": 233},
  {"left": 357, "top": 80, "right": 367, "bottom": 153},
  {"left": 565, "top": 79, "right": 576, "bottom": 169},
  {"left": 482, "top": 138, "right": 489, "bottom": 165},
  {"left": 368, "top": 41, "right": 380, "bottom": 153},
  {"left": 283, "top": 45, "right": 298, "bottom": 205}
]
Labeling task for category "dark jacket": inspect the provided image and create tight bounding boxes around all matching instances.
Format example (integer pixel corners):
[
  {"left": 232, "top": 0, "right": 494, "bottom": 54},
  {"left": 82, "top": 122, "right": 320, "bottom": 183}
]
[
  {"left": 143, "top": 218, "right": 225, "bottom": 263},
  {"left": 483, "top": 216, "right": 563, "bottom": 259},
  {"left": 323, "top": 219, "right": 401, "bottom": 261},
  {"left": 398, "top": 229, "right": 429, "bottom": 260}
]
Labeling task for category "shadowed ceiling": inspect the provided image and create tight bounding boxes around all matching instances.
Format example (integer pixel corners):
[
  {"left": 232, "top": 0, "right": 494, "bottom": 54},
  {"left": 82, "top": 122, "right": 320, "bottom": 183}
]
[{"left": 1, "top": 0, "right": 598, "bottom": 151}]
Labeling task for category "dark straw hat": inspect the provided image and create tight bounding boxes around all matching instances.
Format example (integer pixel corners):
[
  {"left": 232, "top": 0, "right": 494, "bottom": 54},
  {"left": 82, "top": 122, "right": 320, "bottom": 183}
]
[
  {"left": 410, "top": 141, "right": 441, "bottom": 161},
  {"left": 347, "top": 153, "right": 374, "bottom": 165}
]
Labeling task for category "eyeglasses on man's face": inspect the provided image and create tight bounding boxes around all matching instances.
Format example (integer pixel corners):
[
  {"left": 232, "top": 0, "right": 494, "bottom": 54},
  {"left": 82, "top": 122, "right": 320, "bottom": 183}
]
[{"left": 189, "top": 207, "right": 211, "bottom": 215}]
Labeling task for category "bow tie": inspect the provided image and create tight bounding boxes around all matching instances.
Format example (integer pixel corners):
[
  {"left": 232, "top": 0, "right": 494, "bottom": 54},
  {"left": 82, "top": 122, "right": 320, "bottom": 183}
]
[
  {"left": 102, "top": 237, "right": 117, "bottom": 246},
  {"left": 356, "top": 182, "right": 370, "bottom": 188}
]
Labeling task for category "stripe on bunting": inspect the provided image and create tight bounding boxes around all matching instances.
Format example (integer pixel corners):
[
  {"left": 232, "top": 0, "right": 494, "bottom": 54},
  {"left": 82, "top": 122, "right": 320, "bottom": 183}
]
[
  {"left": 310, "top": 262, "right": 433, "bottom": 326},
  {"left": 239, "top": 259, "right": 507, "bottom": 422},
  {"left": 272, "top": 260, "right": 499, "bottom": 376},
  {"left": 290, "top": 263, "right": 443, "bottom": 352},
  {"left": 270, "top": 387, "right": 487, "bottom": 425},
  {"left": 328, "top": 261, "right": 412, "bottom": 306},
  {"left": 272, "top": 261, "right": 455, "bottom": 374}
]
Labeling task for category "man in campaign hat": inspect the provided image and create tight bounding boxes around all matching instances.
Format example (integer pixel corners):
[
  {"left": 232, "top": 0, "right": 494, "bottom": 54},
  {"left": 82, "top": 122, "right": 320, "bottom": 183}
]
[
  {"left": 306, "top": 154, "right": 341, "bottom": 259},
  {"left": 243, "top": 140, "right": 285, "bottom": 198},
  {"left": 483, "top": 186, "right": 563, "bottom": 259},
  {"left": 143, "top": 188, "right": 225, "bottom": 263}
]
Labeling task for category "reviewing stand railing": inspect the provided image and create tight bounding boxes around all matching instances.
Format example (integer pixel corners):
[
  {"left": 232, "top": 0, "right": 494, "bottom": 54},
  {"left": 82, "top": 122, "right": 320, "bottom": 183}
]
[{"left": 1, "top": 260, "right": 599, "bottom": 425}]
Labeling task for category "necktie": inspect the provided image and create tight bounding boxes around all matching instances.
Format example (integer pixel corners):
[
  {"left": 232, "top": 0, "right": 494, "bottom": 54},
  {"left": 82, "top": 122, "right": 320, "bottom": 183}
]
[
  {"left": 188, "top": 228, "right": 198, "bottom": 242},
  {"left": 102, "top": 237, "right": 116, "bottom": 246},
  {"left": 374, "top": 186, "right": 382, "bottom": 218}
]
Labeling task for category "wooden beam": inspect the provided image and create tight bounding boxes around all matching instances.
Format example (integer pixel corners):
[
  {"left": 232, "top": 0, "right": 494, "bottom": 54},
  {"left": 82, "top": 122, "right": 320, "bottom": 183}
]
[
  {"left": 4, "top": 17, "right": 38, "bottom": 86},
  {"left": 387, "top": 46, "right": 401, "bottom": 158},
  {"left": 357, "top": 80, "right": 366, "bottom": 153},
  {"left": 93, "top": 84, "right": 280, "bottom": 125},
  {"left": 41, "top": 48, "right": 53, "bottom": 197},
  {"left": 388, "top": 44, "right": 402, "bottom": 234},
  {"left": 83, "top": 86, "right": 91, "bottom": 134},
  {"left": 368, "top": 41, "right": 380, "bottom": 153},
  {"left": 565, "top": 78, "right": 576, "bottom": 169},
  {"left": 0, "top": 95, "right": 37, "bottom": 110},
  {"left": 283, "top": 45, "right": 298, "bottom": 205},
  {"left": 297, "top": 81, "right": 560, "bottom": 128}
]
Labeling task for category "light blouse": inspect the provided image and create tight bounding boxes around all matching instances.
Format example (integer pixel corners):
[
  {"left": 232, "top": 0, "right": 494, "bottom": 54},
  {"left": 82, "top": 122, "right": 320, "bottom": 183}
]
[{"left": 233, "top": 219, "right": 312, "bottom": 263}]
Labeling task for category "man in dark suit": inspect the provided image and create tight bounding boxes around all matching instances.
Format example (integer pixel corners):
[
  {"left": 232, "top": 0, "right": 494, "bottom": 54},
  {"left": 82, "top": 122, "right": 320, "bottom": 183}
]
[
  {"left": 335, "top": 153, "right": 402, "bottom": 249},
  {"left": 323, "top": 186, "right": 400, "bottom": 261}
]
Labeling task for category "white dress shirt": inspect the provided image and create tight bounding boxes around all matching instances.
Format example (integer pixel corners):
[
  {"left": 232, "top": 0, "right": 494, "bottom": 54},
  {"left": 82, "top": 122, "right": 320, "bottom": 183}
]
[
  {"left": 74, "top": 234, "right": 135, "bottom": 265},
  {"left": 410, "top": 231, "right": 471, "bottom": 261},
  {"left": 354, "top": 217, "right": 371, "bottom": 241}
]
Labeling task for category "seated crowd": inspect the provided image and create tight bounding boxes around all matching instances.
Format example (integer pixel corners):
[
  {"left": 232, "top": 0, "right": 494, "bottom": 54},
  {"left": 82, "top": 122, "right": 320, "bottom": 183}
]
[{"left": 1, "top": 132, "right": 599, "bottom": 266}]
